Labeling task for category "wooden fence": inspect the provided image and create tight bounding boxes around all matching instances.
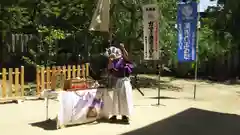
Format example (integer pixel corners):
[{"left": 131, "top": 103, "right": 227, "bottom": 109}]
[
  {"left": 36, "top": 63, "right": 89, "bottom": 95},
  {"left": 0, "top": 66, "right": 25, "bottom": 101}
]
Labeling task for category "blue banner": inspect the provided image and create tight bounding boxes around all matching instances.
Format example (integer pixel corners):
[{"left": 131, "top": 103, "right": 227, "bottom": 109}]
[{"left": 177, "top": 1, "right": 198, "bottom": 62}]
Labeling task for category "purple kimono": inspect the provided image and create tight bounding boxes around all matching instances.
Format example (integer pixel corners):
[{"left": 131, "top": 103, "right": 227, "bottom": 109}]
[{"left": 110, "top": 57, "right": 133, "bottom": 78}]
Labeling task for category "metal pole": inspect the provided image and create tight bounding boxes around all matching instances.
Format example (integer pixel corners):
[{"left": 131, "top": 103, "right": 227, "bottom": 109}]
[
  {"left": 193, "top": 2, "right": 200, "bottom": 100},
  {"left": 45, "top": 97, "right": 49, "bottom": 120},
  {"left": 157, "top": 63, "right": 161, "bottom": 105},
  {"left": 157, "top": 0, "right": 161, "bottom": 105},
  {"left": 193, "top": 51, "right": 198, "bottom": 99}
]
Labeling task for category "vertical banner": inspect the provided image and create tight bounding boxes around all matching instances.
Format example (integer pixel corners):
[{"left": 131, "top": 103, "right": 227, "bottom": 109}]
[
  {"left": 142, "top": 4, "right": 159, "bottom": 60},
  {"left": 177, "top": 2, "right": 198, "bottom": 62},
  {"left": 89, "top": 0, "right": 110, "bottom": 32}
]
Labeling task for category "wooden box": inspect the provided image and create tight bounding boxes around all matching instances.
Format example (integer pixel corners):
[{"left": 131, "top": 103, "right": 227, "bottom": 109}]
[{"left": 63, "top": 78, "right": 87, "bottom": 91}]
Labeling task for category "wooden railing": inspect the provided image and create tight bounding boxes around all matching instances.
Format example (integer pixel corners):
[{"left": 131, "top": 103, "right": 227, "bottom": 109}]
[
  {"left": 0, "top": 66, "right": 25, "bottom": 100},
  {"left": 36, "top": 64, "right": 89, "bottom": 95}
]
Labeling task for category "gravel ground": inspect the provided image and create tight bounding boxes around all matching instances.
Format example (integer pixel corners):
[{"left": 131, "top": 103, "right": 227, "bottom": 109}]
[{"left": 1, "top": 78, "right": 240, "bottom": 135}]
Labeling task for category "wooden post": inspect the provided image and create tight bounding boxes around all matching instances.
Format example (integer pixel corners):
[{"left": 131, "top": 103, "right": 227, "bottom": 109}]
[
  {"left": 52, "top": 66, "right": 56, "bottom": 76},
  {"left": 2, "top": 68, "right": 7, "bottom": 98},
  {"left": 36, "top": 66, "right": 40, "bottom": 95},
  {"left": 57, "top": 66, "right": 62, "bottom": 80},
  {"left": 41, "top": 66, "right": 45, "bottom": 92},
  {"left": 20, "top": 66, "right": 24, "bottom": 96},
  {"left": 8, "top": 68, "right": 13, "bottom": 97},
  {"left": 85, "top": 63, "right": 89, "bottom": 77},
  {"left": 15, "top": 68, "right": 19, "bottom": 97},
  {"left": 62, "top": 66, "right": 66, "bottom": 79},
  {"left": 72, "top": 65, "right": 76, "bottom": 78},
  {"left": 57, "top": 66, "right": 61, "bottom": 73},
  {"left": 67, "top": 65, "right": 71, "bottom": 80},
  {"left": 77, "top": 65, "right": 81, "bottom": 77},
  {"left": 46, "top": 67, "right": 50, "bottom": 89},
  {"left": 82, "top": 64, "right": 85, "bottom": 78},
  {"left": 51, "top": 66, "right": 56, "bottom": 89}
]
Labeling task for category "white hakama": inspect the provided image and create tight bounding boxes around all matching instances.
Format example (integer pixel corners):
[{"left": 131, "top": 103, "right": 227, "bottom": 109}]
[{"left": 111, "top": 77, "right": 133, "bottom": 116}]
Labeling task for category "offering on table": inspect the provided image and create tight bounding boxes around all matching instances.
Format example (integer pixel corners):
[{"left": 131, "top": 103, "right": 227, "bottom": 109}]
[
  {"left": 63, "top": 77, "right": 99, "bottom": 91},
  {"left": 63, "top": 78, "right": 85, "bottom": 90}
]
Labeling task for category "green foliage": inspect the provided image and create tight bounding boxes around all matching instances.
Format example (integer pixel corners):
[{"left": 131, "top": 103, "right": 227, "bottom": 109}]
[{"left": 1, "top": 0, "right": 240, "bottom": 78}]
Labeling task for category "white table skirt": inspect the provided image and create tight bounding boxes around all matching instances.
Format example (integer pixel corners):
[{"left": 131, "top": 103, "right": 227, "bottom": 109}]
[{"left": 40, "top": 88, "right": 113, "bottom": 127}]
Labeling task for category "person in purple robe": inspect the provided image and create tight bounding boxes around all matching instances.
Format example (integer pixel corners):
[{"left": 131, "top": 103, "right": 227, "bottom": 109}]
[{"left": 105, "top": 43, "right": 133, "bottom": 124}]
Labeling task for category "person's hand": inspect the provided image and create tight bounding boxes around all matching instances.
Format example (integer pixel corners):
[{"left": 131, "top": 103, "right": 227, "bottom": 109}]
[{"left": 109, "top": 54, "right": 115, "bottom": 61}]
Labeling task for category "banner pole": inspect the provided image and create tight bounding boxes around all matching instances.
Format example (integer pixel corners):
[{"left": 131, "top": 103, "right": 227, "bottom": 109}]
[
  {"left": 193, "top": 47, "right": 198, "bottom": 100},
  {"left": 193, "top": 2, "right": 200, "bottom": 100},
  {"left": 157, "top": 63, "right": 161, "bottom": 105}
]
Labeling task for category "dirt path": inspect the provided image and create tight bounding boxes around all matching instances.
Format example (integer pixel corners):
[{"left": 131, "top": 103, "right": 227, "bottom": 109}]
[{"left": 1, "top": 78, "right": 240, "bottom": 135}]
